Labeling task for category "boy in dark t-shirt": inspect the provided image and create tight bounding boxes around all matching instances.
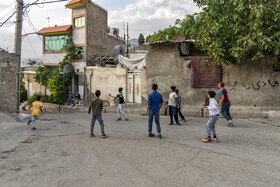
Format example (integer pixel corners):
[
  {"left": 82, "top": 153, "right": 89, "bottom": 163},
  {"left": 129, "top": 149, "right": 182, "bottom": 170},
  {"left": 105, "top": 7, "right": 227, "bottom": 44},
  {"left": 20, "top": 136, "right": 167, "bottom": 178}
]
[
  {"left": 88, "top": 90, "right": 106, "bottom": 138},
  {"left": 109, "top": 87, "right": 129, "bottom": 121},
  {"left": 218, "top": 82, "right": 234, "bottom": 127}
]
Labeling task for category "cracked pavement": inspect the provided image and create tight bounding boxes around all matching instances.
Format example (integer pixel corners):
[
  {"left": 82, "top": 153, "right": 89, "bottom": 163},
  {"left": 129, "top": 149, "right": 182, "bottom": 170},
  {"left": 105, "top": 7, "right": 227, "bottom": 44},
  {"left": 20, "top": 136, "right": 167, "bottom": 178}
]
[{"left": 0, "top": 112, "right": 280, "bottom": 186}]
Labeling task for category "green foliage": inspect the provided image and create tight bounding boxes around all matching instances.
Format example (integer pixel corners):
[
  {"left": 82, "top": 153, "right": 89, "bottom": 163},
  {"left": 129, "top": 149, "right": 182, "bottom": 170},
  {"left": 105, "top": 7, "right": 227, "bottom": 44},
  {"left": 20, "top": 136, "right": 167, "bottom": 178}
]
[
  {"left": 146, "top": 34, "right": 152, "bottom": 43},
  {"left": 192, "top": 0, "right": 280, "bottom": 64},
  {"left": 34, "top": 66, "right": 52, "bottom": 87},
  {"left": 148, "top": 0, "right": 280, "bottom": 65},
  {"left": 34, "top": 35, "right": 75, "bottom": 105},
  {"left": 27, "top": 93, "right": 50, "bottom": 105},
  {"left": 148, "top": 15, "right": 200, "bottom": 43},
  {"left": 27, "top": 60, "right": 37, "bottom": 66},
  {"left": 20, "top": 73, "right": 27, "bottom": 103},
  {"left": 138, "top": 33, "right": 145, "bottom": 45}
]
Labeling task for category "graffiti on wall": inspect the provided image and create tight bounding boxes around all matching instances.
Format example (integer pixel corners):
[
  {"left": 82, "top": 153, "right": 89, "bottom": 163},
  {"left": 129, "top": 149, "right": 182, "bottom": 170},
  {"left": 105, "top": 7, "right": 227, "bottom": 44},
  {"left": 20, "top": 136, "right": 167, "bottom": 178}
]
[{"left": 229, "top": 80, "right": 279, "bottom": 91}]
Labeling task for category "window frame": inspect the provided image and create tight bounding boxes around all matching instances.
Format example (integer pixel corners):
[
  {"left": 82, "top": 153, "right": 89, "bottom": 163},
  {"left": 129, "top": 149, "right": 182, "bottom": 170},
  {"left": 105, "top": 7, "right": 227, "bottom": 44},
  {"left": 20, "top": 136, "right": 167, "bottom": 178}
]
[
  {"left": 44, "top": 34, "right": 69, "bottom": 52},
  {"left": 73, "top": 16, "right": 85, "bottom": 28}
]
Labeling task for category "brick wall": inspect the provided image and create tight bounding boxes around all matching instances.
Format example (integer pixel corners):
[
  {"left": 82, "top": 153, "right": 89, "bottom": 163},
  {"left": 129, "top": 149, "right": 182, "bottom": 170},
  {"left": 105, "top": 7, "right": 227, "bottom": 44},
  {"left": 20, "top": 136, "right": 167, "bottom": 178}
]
[{"left": 0, "top": 51, "right": 18, "bottom": 113}]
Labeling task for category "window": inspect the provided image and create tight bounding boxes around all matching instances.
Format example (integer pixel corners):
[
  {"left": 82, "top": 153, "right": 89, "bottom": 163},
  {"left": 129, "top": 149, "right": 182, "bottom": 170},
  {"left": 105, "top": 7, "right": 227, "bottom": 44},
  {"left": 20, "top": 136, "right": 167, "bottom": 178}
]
[
  {"left": 74, "top": 47, "right": 85, "bottom": 60},
  {"left": 44, "top": 35, "right": 69, "bottom": 52},
  {"left": 74, "top": 17, "right": 85, "bottom": 28}
]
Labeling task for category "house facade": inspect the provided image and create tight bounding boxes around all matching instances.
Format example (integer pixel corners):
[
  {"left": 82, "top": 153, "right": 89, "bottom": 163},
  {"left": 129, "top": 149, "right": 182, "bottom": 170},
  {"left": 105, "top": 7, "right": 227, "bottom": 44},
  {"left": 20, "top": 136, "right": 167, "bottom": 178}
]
[{"left": 37, "top": 0, "right": 125, "bottom": 99}]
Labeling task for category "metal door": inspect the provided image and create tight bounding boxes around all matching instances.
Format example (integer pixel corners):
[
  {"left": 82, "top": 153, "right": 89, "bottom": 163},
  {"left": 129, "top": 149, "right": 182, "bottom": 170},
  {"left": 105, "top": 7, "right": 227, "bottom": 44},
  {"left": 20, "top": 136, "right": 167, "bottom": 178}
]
[
  {"left": 127, "top": 73, "right": 133, "bottom": 102},
  {"left": 133, "top": 74, "right": 141, "bottom": 103}
]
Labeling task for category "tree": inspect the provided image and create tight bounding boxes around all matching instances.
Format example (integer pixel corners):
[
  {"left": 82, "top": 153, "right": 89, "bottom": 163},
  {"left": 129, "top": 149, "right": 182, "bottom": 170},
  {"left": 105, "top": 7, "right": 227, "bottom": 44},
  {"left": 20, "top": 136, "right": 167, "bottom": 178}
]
[
  {"left": 138, "top": 33, "right": 145, "bottom": 45},
  {"left": 34, "top": 35, "right": 75, "bottom": 105},
  {"left": 20, "top": 73, "right": 27, "bottom": 103},
  {"left": 146, "top": 34, "right": 152, "bottom": 43},
  {"left": 192, "top": 0, "right": 280, "bottom": 65},
  {"left": 27, "top": 59, "right": 37, "bottom": 66},
  {"left": 148, "top": 15, "right": 199, "bottom": 43}
]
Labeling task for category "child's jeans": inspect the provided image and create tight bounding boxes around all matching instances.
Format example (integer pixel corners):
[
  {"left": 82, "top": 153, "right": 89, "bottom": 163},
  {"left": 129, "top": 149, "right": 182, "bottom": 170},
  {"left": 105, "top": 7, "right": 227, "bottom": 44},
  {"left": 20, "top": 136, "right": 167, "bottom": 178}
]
[
  {"left": 206, "top": 115, "right": 219, "bottom": 138},
  {"left": 148, "top": 110, "right": 161, "bottom": 133},
  {"left": 169, "top": 106, "right": 179, "bottom": 124},
  {"left": 90, "top": 115, "right": 105, "bottom": 133},
  {"left": 28, "top": 115, "right": 39, "bottom": 127},
  {"left": 117, "top": 104, "right": 128, "bottom": 119},
  {"left": 221, "top": 102, "right": 232, "bottom": 121}
]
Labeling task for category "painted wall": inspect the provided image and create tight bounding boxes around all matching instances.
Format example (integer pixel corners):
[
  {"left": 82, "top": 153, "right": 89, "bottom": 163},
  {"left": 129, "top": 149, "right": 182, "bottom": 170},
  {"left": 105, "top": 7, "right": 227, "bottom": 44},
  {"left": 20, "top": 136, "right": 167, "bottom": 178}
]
[
  {"left": 22, "top": 72, "right": 47, "bottom": 97},
  {"left": 72, "top": 29, "right": 85, "bottom": 45},
  {"left": 0, "top": 52, "right": 17, "bottom": 113},
  {"left": 144, "top": 43, "right": 280, "bottom": 108},
  {"left": 85, "top": 67, "right": 127, "bottom": 106},
  {"left": 72, "top": 6, "right": 85, "bottom": 17},
  {"left": 43, "top": 53, "right": 66, "bottom": 65}
]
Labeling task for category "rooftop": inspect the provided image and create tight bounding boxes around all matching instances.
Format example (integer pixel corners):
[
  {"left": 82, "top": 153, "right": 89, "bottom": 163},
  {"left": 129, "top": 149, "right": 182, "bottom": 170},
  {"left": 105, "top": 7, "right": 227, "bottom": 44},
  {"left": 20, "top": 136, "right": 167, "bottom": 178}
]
[
  {"left": 38, "top": 25, "right": 72, "bottom": 35},
  {"left": 65, "top": 0, "right": 87, "bottom": 8}
]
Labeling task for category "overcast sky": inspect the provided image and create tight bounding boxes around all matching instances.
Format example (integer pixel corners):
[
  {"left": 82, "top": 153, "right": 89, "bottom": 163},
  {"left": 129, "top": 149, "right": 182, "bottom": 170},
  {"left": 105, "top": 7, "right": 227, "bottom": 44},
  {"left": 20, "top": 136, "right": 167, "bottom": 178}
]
[{"left": 0, "top": 0, "right": 200, "bottom": 59}]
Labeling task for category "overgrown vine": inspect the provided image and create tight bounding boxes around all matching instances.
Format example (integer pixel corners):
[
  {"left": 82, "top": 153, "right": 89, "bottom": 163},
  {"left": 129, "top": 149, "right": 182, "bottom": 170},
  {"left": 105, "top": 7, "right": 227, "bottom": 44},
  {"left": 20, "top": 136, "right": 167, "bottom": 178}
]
[{"left": 34, "top": 35, "right": 75, "bottom": 105}]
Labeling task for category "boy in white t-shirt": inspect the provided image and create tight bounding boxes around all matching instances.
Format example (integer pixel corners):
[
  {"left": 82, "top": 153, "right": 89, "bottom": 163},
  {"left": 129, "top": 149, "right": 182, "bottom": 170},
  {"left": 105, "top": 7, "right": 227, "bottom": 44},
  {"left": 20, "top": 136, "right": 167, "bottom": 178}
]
[{"left": 168, "top": 86, "right": 180, "bottom": 125}]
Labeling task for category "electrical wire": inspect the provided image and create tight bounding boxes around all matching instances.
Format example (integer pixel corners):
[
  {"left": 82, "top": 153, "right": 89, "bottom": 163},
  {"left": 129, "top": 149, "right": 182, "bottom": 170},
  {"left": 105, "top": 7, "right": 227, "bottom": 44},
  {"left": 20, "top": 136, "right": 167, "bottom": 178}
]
[
  {"left": 0, "top": 0, "right": 69, "bottom": 28},
  {"left": 23, "top": 25, "right": 40, "bottom": 59},
  {"left": 0, "top": 1, "right": 16, "bottom": 14},
  {"left": 25, "top": 12, "right": 62, "bottom": 61}
]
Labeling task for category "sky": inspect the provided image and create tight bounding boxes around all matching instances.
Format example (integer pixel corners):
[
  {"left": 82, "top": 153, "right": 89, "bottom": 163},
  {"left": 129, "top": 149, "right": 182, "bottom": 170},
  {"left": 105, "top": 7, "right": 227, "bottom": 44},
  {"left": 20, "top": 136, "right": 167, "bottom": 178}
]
[{"left": 0, "top": 0, "right": 200, "bottom": 59}]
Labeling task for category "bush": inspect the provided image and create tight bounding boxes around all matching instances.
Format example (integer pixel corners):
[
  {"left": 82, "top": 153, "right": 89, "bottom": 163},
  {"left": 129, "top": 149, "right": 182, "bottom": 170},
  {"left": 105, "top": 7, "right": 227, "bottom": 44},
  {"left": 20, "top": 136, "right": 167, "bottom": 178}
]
[
  {"left": 20, "top": 73, "right": 27, "bottom": 103},
  {"left": 27, "top": 93, "right": 50, "bottom": 105},
  {"left": 27, "top": 93, "right": 67, "bottom": 106}
]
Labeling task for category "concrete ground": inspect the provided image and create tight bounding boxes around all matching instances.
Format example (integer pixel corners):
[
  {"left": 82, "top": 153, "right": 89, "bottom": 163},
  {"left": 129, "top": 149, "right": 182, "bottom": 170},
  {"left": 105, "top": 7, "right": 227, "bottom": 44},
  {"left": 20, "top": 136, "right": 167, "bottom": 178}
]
[{"left": 0, "top": 112, "right": 280, "bottom": 187}]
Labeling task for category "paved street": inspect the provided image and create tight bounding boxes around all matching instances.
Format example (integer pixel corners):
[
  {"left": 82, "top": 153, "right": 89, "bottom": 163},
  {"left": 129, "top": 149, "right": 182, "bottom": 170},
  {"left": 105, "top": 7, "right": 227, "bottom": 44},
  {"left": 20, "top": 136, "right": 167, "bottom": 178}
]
[{"left": 1, "top": 112, "right": 280, "bottom": 187}]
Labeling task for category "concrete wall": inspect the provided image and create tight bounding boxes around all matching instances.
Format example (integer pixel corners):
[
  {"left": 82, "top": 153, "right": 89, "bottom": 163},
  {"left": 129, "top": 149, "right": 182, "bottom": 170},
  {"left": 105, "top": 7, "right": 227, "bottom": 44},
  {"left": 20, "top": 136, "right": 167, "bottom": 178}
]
[
  {"left": 72, "top": 62, "right": 86, "bottom": 73},
  {"left": 0, "top": 51, "right": 18, "bottom": 113},
  {"left": 85, "top": 1, "right": 125, "bottom": 60},
  {"left": 85, "top": 67, "right": 127, "bottom": 106},
  {"left": 22, "top": 72, "right": 47, "bottom": 97},
  {"left": 144, "top": 43, "right": 280, "bottom": 108}
]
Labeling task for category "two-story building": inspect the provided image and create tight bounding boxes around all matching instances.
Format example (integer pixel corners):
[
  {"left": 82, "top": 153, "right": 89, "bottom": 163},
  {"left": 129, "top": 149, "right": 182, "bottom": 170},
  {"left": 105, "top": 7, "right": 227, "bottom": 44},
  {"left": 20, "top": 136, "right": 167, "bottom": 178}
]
[{"left": 37, "top": 0, "right": 125, "bottom": 99}]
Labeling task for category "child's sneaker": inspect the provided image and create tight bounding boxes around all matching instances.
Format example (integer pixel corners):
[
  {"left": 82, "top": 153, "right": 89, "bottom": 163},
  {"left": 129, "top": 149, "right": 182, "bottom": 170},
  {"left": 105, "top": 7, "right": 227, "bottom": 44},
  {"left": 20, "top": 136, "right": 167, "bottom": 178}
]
[
  {"left": 169, "top": 123, "right": 174, "bottom": 125},
  {"left": 176, "top": 123, "right": 181, "bottom": 126},
  {"left": 228, "top": 122, "right": 234, "bottom": 127},
  {"left": 31, "top": 127, "right": 37, "bottom": 130},
  {"left": 183, "top": 119, "right": 187, "bottom": 122},
  {"left": 148, "top": 133, "right": 155, "bottom": 137},
  {"left": 157, "top": 134, "right": 162, "bottom": 139},
  {"left": 101, "top": 133, "right": 107, "bottom": 138},
  {"left": 116, "top": 118, "right": 122, "bottom": 121},
  {"left": 202, "top": 137, "right": 212, "bottom": 143},
  {"left": 90, "top": 133, "right": 95, "bottom": 138},
  {"left": 211, "top": 137, "right": 219, "bottom": 142},
  {"left": 125, "top": 118, "right": 129, "bottom": 121}
]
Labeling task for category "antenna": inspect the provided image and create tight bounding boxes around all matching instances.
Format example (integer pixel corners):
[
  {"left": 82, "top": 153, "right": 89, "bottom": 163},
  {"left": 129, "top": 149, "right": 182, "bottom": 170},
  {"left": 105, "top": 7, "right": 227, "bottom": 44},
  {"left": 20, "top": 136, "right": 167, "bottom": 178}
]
[{"left": 46, "top": 17, "right": 50, "bottom": 27}]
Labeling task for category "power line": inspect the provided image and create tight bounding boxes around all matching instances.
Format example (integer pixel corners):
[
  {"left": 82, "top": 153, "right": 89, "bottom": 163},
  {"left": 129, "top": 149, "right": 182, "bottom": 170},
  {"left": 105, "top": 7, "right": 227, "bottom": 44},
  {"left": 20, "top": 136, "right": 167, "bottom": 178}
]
[
  {"left": 23, "top": 25, "right": 40, "bottom": 59},
  {"left": 25, "top": 12, "right": 62, "bottom": 62},
  {"left": 0, "top": 0, "right": 68, "bottom": 28},
  {"left": 0, "top": 1, "right": 16, "bottom": 14}
]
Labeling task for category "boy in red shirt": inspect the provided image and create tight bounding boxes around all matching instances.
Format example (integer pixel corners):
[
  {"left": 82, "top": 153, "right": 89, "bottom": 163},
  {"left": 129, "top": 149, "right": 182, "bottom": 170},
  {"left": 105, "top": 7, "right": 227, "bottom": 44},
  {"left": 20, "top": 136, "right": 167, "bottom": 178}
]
[{"left": 218, "top": 82, "right": 234, "bottom": 127}]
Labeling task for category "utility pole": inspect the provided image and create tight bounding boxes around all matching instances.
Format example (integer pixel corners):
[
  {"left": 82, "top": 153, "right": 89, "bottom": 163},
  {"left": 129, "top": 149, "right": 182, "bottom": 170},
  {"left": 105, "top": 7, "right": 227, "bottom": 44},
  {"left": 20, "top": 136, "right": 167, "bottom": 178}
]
[
  {"left": 14, "top": 0, "right": 23, "bottom": 113},
  {"left": 127, "top": 22, "right": 129, "bottom": 54}
]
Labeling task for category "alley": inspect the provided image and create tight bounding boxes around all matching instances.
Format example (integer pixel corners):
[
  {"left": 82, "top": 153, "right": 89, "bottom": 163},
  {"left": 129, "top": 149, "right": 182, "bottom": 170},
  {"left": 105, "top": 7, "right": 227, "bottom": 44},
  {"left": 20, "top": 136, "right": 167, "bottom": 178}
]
[{"left": 1, "top": 112, "right": 280, "bottom": 186}]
